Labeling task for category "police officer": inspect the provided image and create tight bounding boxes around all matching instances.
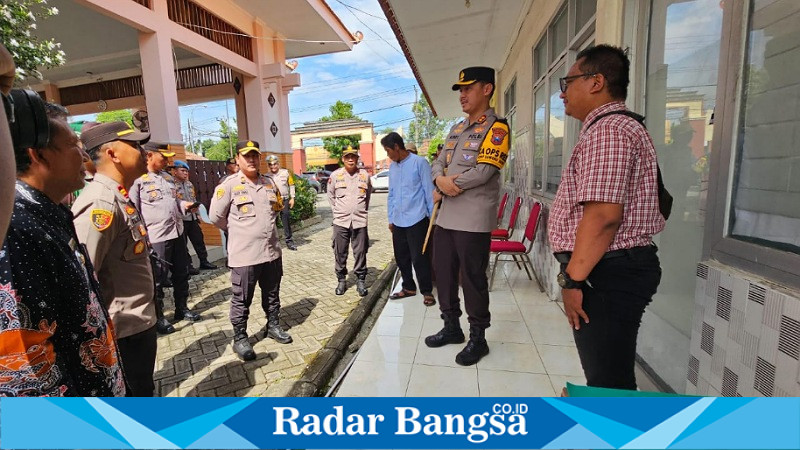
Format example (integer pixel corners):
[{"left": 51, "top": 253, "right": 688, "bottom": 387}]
[
  {"left": 72, "top": 121, "right": 158, "bottom": 396},
  {"left": 173, "top": 159, "right": 216, "bottom": 271},
  {"left": 265, "top": 154, "right": 298, "bottom": 251},
  {"left": 225, "top": 156, "right": 239, "bottom": 177},
  {"left": 209, "top": 140, "right": 292, "bottom": 361},
  {"left": 327, "top": 147, "right": 371, "bottom": 296},
  {"left": 425, "top": 67, "right": 510, "bottom": 366},
  {"left": 130, "top": 142, "right": 202, "bottom": 334}
]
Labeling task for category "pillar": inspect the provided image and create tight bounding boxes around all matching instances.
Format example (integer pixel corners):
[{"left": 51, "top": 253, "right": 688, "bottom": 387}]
[{"left": 138, "top": 26, "right": 185, "bottom": 160}]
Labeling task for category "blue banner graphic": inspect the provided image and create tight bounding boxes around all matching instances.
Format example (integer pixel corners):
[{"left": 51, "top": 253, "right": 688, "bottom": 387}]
[{"left": 1, "top": 397, "right": 798, "bottom": 449}]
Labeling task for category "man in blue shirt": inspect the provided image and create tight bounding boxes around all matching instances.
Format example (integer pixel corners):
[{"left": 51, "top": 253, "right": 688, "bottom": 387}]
[{"left": 381, "top": 132, "right": 436, "bottom": 306}]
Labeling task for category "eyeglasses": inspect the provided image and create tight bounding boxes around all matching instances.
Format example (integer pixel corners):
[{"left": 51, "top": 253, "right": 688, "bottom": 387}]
[{"left": 558, "top": 72, "right": 597, "bottom": 93}]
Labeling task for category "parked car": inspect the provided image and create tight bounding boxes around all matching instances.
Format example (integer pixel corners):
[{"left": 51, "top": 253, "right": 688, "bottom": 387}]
[
  {"left": 299, "top": 173, "right": 322, "bottom": 194},
  {"left": 303, "top": 170, "right": 332, "bottom": 192},
  {"left": 370, "top": 170, "right": 389, "bottom": 192}
]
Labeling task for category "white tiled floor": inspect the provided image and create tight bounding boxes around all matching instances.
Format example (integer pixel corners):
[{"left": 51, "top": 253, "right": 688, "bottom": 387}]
[{"left": 335, "top": 265, "right": 587, "bottom": 397}]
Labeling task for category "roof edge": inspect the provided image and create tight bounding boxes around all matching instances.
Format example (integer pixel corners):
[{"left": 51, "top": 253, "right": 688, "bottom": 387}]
[{"left": 377, "top": 0, "right": 438, "bottom": 117}]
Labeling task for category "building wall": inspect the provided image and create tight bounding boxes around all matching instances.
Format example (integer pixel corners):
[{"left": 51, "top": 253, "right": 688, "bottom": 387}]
[{"left": 688, "top": 262, "right": 800, "bottom": 396}]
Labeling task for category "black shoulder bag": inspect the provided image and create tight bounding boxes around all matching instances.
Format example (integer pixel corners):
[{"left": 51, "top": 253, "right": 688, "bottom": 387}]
[{"left": 586, "top": 110, "right": 673, "bottom": 220}]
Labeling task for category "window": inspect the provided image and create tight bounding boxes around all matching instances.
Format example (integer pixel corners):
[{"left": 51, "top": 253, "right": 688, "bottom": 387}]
[
  {"left": 503, "top": 78, "right": 517, "bottom": 183},
  {"left": 530, "top": 0, "right": 595, "bottom": 195},
  {"left": 729, "top": 1, "right": 800, "bottom": 254},
  {"left": 706, "top": 0, "right": 800, "bottom": 286}
]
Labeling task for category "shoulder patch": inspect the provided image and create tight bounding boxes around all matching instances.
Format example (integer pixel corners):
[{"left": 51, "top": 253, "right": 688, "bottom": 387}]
[
  {"left": 140, "top": 174, "right": 149, "bottom": 180},
  {"left": 133, "top": 241, "right": 146, "bottom": 255},
  {"left": 477, "top": 121, "right": 510, "bottom": 170},
  {"left": 216, "top": 187, "right": 225, "bottom": 199},
  {"left": 91, "top": 209, "right": 114, "bottom": 231}
]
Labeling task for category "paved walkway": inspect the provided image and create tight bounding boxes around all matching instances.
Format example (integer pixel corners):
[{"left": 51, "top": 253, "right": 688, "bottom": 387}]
[
  {"left": 335, "top": 264, "right": 587, "bottom": 397},
  {"left": 154, "top": 193, "right": 394, "bottom": 397}
]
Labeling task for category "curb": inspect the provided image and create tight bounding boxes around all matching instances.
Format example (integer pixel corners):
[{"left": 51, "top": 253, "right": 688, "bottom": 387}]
[{"left": 287, "top": 260, "right": 398, "bottom": 397}]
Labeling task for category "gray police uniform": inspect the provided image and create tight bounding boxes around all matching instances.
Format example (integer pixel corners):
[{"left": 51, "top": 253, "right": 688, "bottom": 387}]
[
  {"left": 175, "top": 179, "right": 210, "bottom": 266},
  {"left": 271, "top": 168, "right": 296, "bottom": 245},
  {"left": 431, "top": 108, "right": 510, "bottom": 329},
  {"left": 72, "top": 173, "right": 157, "bottom": 396},
  {"left": 327, "top": 167, "right": 371, "bottom": 280},
  {"left": 209, "top": 173, "right": 284, "bottom": 332},
  {"left": 130, "top": 171, "right": 193, "bottom": 319}
]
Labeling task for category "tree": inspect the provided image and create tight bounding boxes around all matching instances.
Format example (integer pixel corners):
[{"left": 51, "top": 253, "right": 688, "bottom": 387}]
[
  {"left": 407, "top": 96, "right": 449, "bottom": 149},
  {"left": 204, "top": 120, "right": 237, "bottom": 161},
  {"left": 319, "top": 100, "right": 361, "bottom": 161},
  {"left": 187, "top": 138, "right": 215, "bottom": 157},
  {"left": 1, "top": 0, "right": 66, "bottom": 81},
  {"left": 96, "top": 109, "right": 133, "bottom": 127},
  {"left": 380, "top": 127, "right": 395, "bottom": 135}
]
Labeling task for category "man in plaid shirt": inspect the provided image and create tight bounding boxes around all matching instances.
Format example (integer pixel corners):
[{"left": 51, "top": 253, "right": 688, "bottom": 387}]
[{"left": 548, "top": 45, "right": 665, "bottom": 390}]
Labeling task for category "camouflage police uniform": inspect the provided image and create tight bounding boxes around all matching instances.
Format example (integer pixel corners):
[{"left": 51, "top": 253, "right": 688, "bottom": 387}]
[{"left": 209, "top": 141, "right": 292, "bottom": 361}]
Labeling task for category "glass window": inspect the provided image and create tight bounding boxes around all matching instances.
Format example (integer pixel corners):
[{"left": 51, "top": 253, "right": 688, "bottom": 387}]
[
  {"left": 645, "top": 0, "right": 722, "bottom": 338},
  {"left": 532, "top": 86, "right": 546, "bottom": 192},
  {"left": 504, "top": 79, "right": 517, "bottom": 183},
  {"left": 549, "top": 7, "right": 568, "bottom": 64},
  {"left": 575, "top": 0, "right": 596, "bottom": 32},
  {"left": 728, "top": 1, "right": 800, "bottom": 254},
  {"left": 547, "top": 65, "right": 566, "bottom": 193},
  {"left": 534, "top": 39, "right": 547, "bottom": 81}
]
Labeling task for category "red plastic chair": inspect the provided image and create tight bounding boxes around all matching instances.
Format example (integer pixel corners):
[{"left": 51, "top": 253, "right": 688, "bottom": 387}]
[
  {"left": 489, "top": 202, "right": 544, "bottom": 291},
  {"left": 491, "top": 197, "right": 521, "bottom": 241},
  {"left": 496, "top": 192, "right": 509, "bottom": 227}
]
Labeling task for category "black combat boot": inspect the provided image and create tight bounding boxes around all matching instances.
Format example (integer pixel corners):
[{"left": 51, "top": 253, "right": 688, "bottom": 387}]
[
  {"left": 267, "top": 318, "right": 293, "bottom": 344},
  {"left": 356, "top": 277, "right": 368, "bottom": 297},
  {"left": 199, "top": 260, "right": 217, "bottom": 270},
  {"left": 335, "top": 277, "right": 347, "bottom": 295},
  {"left": 173, "top": 297, "right": 201, "bottom": 322},
  {"left": 188, "top": 265, "right": 200, "bottom": 276},
  {"left": 424, "top": 315, "right": 465, "bottom": 348},
  {"left": 155, "top": 297, "right": 175, "bottom": 334},
  {"left": 232, "top": 327, "right": 255, "bottom": 361},
  {"left": 455, "top": 326, "right": 490, "bottom": 366}
]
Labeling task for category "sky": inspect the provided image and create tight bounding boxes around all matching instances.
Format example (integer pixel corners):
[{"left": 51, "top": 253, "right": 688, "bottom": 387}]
[{"left": 73, "top": 0, "right": 422, "bottom": 148}]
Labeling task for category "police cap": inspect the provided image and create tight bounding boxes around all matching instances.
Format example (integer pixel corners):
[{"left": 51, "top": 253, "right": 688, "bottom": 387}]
[{"left": 451, "top": 66, "right": 495, "bottom": 91}]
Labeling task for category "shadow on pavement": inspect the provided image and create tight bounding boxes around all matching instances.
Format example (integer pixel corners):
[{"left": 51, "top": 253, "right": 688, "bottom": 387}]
[
  {"left": 154, "top": 329, "right": 231, "bottom": 395},
  {"left": 183, "top": 353, "right": 278, "bottom": 397}
]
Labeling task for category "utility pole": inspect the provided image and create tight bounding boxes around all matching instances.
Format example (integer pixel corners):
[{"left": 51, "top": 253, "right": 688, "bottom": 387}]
[
  {"left": 187, "top": 117, "right": 193, "bottom": 155},
  {"left": 225, "top": 100, "right": 233, "bottom": 157}
]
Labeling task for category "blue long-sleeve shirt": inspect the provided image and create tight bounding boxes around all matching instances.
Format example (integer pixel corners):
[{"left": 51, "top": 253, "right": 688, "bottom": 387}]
[{"left": 387, "top": 153, "right": 434, "bottom": 227}]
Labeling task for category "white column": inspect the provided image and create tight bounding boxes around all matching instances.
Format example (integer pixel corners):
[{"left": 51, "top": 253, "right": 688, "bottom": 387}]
[{"left": 138, "top": 29, "right": 183, "bottom": 144}]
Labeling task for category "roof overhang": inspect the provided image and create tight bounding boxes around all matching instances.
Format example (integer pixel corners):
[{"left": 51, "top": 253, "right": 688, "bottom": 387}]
[
  {"left": 378, "top": 0, "right": 527, "bottom": 118},
  {"left": 236, "top": 0, "right": 356, "bottom": 59}
]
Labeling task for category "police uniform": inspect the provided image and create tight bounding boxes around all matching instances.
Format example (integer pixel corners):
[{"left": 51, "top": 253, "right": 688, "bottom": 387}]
[
  {"left": 173, "top": 162, "right": 215, "bottom": 270},
  {"left": 130, "top": 143, "right": 201, "bottom": 331},
  {"left": 267, "top": 159, "right": 297, "bottom": 250},
  {"left": 209, "top": 140, "right": 292, "bottom": 361},
  {"left": 73, "top": 174, "right": 157, "bottom": 396},
  {"left": 426, "top": 66, "right": 510, "bottom": 366},
  {"left": 327, "top": 148, "right": 371, "bottom": 296}
]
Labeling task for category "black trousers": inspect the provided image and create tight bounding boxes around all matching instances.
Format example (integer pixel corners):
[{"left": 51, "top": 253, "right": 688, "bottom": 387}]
[
  {"left": 230, "top": 258, "right": 283, "bottom": 329},
  {"left": 151, "top": 235, "right": 190, "bottom": 302},
  {"left": 571, "top": 245, "right": 661, "bottom": 390},
  {"left": 279, "top": 197, "right": 294, "bottom": 243},
  {"left": 432, "top": 226, "right": 491, "bottom": 329},
  {"left": 118, "top": 325, "right": 157, "bottom": 397},
  {"left": 333, "top": 225, "right": 368, "bottom": 279},
  {"left": 392, "top": 217, "right": 433, "bottom": 295},
  {"left": 183, "top": 219, "right": 208, "bottom": 264}
]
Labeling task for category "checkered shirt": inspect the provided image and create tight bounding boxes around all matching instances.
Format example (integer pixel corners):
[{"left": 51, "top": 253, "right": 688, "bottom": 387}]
[{"left": 548, "top": 101, "right": 665, "bottom": 253}]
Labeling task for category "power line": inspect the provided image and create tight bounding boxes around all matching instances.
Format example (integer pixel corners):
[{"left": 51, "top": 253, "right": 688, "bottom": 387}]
[
  {"left": 354, "top": 101, "right": 414, "bottom": 115},
  {"left": 290, "top": 85, "right": 415, "bottom": 113},
  {"left": 333, "top": 0, "right": 388, "bottom": 21},
  {"left": 374, "top": 116, "right": 416, "bottom": 128},
  {"left": 337, "top": 2, "right": 404, "bottom": 56}
]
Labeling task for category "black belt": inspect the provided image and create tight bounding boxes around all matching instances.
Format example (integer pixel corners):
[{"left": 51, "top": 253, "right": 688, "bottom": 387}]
[{"left": 553, "top": 244, "right": 656, "bottom": 264}]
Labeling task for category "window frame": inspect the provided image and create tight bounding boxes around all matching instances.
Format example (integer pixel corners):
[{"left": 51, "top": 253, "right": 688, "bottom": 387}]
[
  {"left": 529, "top": 0, "right": 596, "bottom": 198},
  {"left": 703, "top": 0, "right": 800, "bottom": 287},
  {"left": 503, "top": 77, "right": 518, "bottom": 183}
]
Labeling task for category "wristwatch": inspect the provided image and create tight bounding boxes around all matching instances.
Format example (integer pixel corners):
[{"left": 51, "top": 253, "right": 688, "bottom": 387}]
[{"left": 557, "top": 269, "right": 586, "bottom": 289}]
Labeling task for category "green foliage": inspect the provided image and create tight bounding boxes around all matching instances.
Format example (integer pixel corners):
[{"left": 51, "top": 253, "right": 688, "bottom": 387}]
[
  {"left": 288, "top": 175, "right": 317, "bottom": 224},
  {"left": 1, "top": 0, "right": 65, "bottom": 81},
  {"left": 187, "top": 138, "right": 216, "bottom": 157},
  {"left": 380, "top": 127, "right": 395, "bottom": 134},
  {"left": 320, "top": 100, "right": 361, "bottom": 161},
  {"left": 427, "top": 133, "right": 444, "bottom": 163},
  {"left": 96, "top": 109, "right": 133, "bottom": 127},
  {"left": 408, "top": 96, "right": 448, "bottom": 148},
  {"left": 204, "top": 120, "right": 238, "bottom": 161}
]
